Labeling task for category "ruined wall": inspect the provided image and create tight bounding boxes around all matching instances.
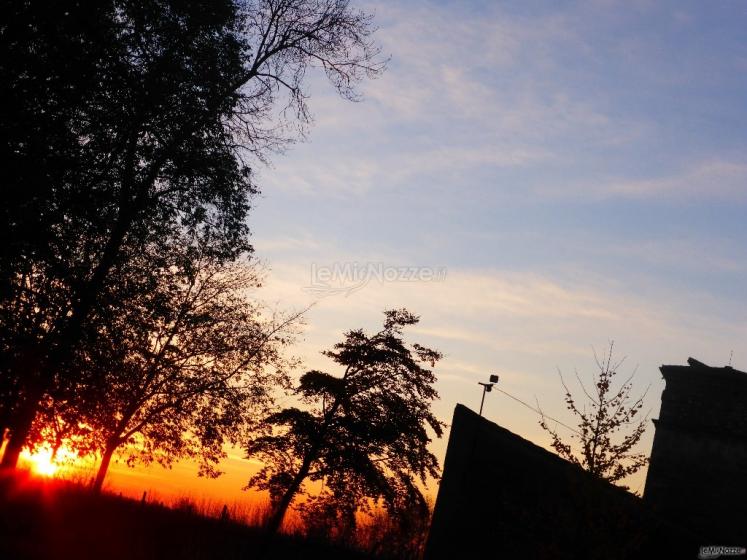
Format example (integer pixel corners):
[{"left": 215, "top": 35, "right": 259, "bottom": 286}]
[
  {"left": 424, "top": 405, "right": 693, "bottom": 560},
  {"left": 644, "top": 359, "right": 747, "bottom": 542}
]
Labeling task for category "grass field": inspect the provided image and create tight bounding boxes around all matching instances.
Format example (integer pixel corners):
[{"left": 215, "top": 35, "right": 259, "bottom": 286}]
[{"left": 0, "top": 472, "right": 418, "bottom": 560}]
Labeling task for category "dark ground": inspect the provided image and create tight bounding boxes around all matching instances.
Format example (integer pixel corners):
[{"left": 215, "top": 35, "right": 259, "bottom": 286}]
[{"left": 0, "top": 473, "right": 373, "bottom": 560}]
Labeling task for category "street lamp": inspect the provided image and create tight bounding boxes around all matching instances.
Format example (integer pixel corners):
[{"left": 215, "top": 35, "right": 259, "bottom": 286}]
[{"left": 478, "top": 374, "right": 499, "bottom": 416}]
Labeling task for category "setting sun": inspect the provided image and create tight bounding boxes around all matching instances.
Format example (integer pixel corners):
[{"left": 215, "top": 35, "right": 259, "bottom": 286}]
[{"left": 22, "top": 448, "right": 59, "bottom": 477}]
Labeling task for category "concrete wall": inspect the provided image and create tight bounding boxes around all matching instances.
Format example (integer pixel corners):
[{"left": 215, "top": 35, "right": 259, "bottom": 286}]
[{"left": 424, "top": 404, "right": 695, "bottom": 560}]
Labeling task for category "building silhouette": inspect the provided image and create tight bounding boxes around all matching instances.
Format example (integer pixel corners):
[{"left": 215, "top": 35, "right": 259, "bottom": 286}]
[
  {"left": 644, "top": 357, "right": 747, "bottom": 542},
  {"left": 424, "top": 405, "right": 692, "bottom": 559},
  {"left": 425, "top": 357, "right": 747, "bottom": 558}
]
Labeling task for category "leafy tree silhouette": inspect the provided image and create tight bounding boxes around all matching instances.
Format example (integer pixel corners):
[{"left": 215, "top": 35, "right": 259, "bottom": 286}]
[
  {"left": 245, "top": 309, "right": 445, "bottom": 539},
  {"left": 24, "top": 245, "right": 302, "bottom": 491},
  {"left": 538, "top": 343, "right": 650, "bottom": 489},
  {"left": 82, "top": 261, "right": 300, "bottom": 492},
  {"left": 0, "top": 0, "right": 384, "bottom": 468}
]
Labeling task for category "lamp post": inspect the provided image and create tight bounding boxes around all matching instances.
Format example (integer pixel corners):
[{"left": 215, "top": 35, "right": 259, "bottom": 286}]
[{"left": 478, "top": 374, "right": 499, "bottom": 416}]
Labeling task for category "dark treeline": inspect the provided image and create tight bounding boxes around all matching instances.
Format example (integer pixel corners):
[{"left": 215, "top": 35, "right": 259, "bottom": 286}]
[{"left": 0, "top": 0, "right": 445, "bottom": 550}]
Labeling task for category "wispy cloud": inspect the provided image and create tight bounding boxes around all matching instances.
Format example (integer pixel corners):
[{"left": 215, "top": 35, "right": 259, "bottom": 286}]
[
  {"left": 535, "top": 158, "right": 747, "bottom": 201},
  {"left": 261, "top": 0, "right": 672, "bottom": 200},
  {"left": 603, "top": 160, "right": 747, "bottom": 200},
  {"left": 246, "top": 0, "right": 747, "bottom": 486}
]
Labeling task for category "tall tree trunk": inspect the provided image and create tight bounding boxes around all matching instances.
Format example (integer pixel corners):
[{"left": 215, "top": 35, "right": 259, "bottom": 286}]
[
  {"left": 92, "top": 439, "right": 118, "bottom": 493},
  {"left": 50, "top": 434, "right": 64, "bottom": 462},
  {"left": 0, "top": 381, "right": 45, "bottom": 469},
  {"left": 265, "top": 456, "right": 314, "bottom": 537},
  {"left": 0, "top": 394, "right": 40, "bottom": 469},
  {"left": 264, "top": 398, "right": 343, "bottom": 537},
  {"left": 0, "top": 413, "right": 32, "bottom": 469}
]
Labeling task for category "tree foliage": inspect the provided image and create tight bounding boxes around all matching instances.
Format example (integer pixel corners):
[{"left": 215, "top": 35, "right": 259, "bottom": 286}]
[
  {"left": 245, "top": 309, "right": 445, "bottom": 537},
  {"left": 98, "top": 264, "right": 300, "bottom": 490},
  {"left": 33, "top": 250, "right": 300, "bottom": 491},
  {"left": 0, "top": 0, "right": 384, "bottom": 468},
  {"left": 539, "top": 343, "right": 650, "bottom": 488}
]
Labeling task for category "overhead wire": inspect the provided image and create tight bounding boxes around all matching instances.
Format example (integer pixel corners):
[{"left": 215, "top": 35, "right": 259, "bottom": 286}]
[{"left": 490, "top": 386, "right": 583, "bottom": 437}]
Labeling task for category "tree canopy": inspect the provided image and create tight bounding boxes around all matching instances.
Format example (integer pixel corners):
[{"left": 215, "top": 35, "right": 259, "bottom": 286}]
[
  {"left": 0, "top": 0, "right": 384, "bottom": 468},
  {"left": 246, "top": 309, "right": 446, "bottom": 537},
  {"left": 81, "top": 257, "right": 300, "bottom": 491}
]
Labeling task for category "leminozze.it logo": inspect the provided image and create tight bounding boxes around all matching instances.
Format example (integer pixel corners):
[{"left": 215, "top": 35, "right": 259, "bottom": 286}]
[
  {"left": 303, "top": 262, "right": 447, "bottom": 297},
  {"left": 698, "top": 546, "right": 747, "bottom": 560}
]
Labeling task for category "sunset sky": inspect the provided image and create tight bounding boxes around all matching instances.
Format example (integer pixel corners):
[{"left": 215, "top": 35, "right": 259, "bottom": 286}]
[{"left": 54, "top": 0, "right": 747, "bottom": 503}]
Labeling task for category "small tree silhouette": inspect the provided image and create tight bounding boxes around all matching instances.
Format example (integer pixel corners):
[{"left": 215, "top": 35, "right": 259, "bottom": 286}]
[
  {"left": 245, "top": 309, "right": 445, "bottom": 538},
  {"left": 538, "top": 343, "right": 649, "bottom": 489}
]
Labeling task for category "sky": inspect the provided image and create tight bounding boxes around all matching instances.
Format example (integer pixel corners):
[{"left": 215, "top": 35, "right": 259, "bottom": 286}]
[{"left": 59, "top": 0, "right": 747, "bottom": 503}]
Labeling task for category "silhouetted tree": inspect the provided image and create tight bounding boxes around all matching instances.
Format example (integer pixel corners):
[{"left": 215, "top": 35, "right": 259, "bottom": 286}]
[
  {"left": 88, "top": 258, "right": 300, "bottom": 492},
  {"left": 245, "top": 309, "right": 445, "bottom": 538},
  {"left": 0, "top": 0, "right": 384, "bottom": 468},
  {"left": 538, "top": 343, "right": 649, "bottom": 489},
  {"left": 0, "top": 264, "right": 66, "bottom": 445},
  {"left": 26, "top": 395, "right": 96, "bottom": 464}
]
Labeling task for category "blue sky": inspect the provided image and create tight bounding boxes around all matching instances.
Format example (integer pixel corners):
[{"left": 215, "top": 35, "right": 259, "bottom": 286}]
[{"left": 229, "top": 0, "right": 747, "bottom": 492}]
